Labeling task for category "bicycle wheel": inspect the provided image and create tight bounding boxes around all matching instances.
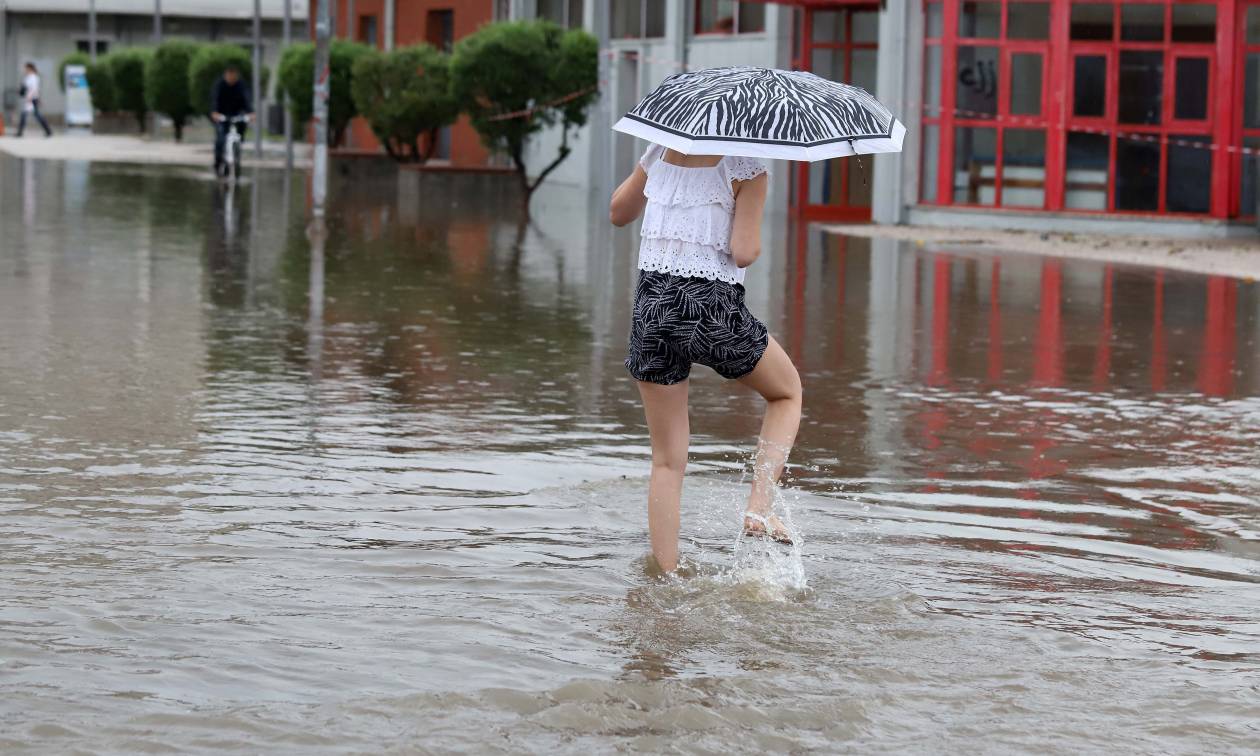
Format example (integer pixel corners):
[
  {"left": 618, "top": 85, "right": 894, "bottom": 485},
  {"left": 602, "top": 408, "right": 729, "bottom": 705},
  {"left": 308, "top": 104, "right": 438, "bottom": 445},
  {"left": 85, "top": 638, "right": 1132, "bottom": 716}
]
[{"left": 232, "top": 141, "right": 242, "bottom": 182}]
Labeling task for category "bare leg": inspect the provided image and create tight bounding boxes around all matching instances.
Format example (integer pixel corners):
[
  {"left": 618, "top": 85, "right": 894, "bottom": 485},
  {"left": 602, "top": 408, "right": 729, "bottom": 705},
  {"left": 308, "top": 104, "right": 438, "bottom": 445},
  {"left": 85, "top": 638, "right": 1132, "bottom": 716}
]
[
  {"left": 737, "top": 337, "right": 802, "bottom": 535},
  {"left": 637, "top": 380, "right": 690, "bottom": 572}
]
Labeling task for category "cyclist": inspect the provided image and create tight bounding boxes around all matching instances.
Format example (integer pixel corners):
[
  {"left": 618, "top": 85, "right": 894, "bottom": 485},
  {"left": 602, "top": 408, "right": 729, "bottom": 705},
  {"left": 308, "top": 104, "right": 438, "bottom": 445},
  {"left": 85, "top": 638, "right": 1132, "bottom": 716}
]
[{"left": 210, "top": 64, "right": 254, "bottom": 177}]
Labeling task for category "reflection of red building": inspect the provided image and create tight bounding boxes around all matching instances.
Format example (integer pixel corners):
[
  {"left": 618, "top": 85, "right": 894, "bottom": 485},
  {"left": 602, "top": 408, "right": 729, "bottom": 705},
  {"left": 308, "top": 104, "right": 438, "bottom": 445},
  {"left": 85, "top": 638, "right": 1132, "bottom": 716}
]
[{"left": 317, "top": 1, "right": 497, "bottom": 167}]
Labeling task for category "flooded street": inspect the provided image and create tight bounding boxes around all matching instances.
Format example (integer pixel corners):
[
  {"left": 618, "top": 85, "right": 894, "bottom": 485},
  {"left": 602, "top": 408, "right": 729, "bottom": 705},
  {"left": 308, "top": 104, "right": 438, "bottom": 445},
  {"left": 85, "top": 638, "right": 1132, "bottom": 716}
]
[{"left": 1, "top": 155, "right": 1258, "bottom": 753}]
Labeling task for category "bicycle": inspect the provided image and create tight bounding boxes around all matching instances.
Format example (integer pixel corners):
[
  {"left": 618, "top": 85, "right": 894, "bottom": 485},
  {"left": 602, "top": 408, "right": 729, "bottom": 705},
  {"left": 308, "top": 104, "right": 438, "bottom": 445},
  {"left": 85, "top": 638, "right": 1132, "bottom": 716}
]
[{"left": 217, "top": 114, "right": 251, "bottom": 182}]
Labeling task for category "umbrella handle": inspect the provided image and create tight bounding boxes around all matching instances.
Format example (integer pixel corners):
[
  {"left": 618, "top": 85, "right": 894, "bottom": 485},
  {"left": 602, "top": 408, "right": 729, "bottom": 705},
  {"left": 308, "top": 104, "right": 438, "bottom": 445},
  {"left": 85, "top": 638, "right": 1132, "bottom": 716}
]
[{"left": 849, "top": 139, "right": 868, "bottom": 188}]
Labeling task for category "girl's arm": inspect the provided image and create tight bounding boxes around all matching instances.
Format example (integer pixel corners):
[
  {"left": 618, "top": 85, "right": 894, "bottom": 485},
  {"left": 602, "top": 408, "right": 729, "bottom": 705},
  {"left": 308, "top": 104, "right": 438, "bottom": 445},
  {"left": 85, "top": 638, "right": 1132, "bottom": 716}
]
[
  {"left": 729, "top": 173, "right": 768, "bottom": 268},
  {"left": 609, "top": 166, "right": 649, "bottom": 227}
]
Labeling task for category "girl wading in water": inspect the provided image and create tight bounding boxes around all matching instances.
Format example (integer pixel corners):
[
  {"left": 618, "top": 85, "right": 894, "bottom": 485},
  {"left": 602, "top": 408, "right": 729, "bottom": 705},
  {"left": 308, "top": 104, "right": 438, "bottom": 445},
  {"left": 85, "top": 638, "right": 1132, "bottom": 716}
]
[{"left": 610, "top": 144, "right": 802, "bottom": 573}]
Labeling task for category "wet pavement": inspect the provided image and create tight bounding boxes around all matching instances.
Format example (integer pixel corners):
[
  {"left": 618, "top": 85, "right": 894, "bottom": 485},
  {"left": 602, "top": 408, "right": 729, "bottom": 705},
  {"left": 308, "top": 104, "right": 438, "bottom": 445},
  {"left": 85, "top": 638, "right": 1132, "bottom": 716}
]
[{"left": 1, "top": 155, "right": 1258, "bottom": 753}]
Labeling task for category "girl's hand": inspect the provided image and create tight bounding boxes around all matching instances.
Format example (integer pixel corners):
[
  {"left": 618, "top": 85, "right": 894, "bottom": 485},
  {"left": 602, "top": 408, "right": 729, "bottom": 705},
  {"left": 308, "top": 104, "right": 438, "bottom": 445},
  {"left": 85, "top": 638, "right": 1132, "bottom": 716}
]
[
  {"left": 730, "top": 173, "right": 768, "bottom": 268},
  {"left": 609, "top": 165, "right": 649, "bottom": 227}
]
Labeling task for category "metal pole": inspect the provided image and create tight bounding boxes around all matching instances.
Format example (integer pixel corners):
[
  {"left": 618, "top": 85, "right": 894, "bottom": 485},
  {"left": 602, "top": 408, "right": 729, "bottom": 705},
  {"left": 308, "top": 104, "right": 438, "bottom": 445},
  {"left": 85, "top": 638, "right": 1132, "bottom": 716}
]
[
  {"left": 312, "top": 0, "right": 331, "bottom": 220},
  {"left": 283, "top": 0, "right": 293, "bottom": 170},
  {"left": 153, "top": 0, "right": 162, "bottom": 43},
  {"left": 384, "top": 0, "right": 395, "bottom": 51},
  {"left": 89, "top": 0, "right": 97, "bottom": 63},
  {"left": 346, "top": 0, "right": 355, "bottom": 41},
  {"left": 253, "top": 0, "right": 262, "bottom": 158}
]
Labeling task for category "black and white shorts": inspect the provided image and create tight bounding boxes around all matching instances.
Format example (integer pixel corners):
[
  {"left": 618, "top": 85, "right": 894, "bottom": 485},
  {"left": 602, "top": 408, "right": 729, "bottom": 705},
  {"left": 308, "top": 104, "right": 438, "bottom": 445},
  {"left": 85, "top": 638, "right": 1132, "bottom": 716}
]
[{"left": 625, "top": 271, "right": 770, "bottom": 386}]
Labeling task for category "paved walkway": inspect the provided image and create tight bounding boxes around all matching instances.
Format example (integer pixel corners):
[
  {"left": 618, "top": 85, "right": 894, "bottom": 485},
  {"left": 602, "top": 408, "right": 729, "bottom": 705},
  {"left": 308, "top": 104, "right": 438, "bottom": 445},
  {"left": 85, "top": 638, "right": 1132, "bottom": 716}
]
[{"left": 0, "top": 132, "right": 313, "bottom": 170}]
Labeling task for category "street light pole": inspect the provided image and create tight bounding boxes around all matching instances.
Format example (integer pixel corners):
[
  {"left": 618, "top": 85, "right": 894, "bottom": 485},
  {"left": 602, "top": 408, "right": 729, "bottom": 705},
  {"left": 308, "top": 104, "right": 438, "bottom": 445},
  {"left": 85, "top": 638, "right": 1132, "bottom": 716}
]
[
  {"left": 252, "top": 0, "right": 262, "bottom": 159},
  {"left": 153, "top": 0, "right": 162, "bottom": 43},
  {"left": 312, "top": 0, "right": 331, "bottom": 220},
  {"left": 283, "top": 0, "right": 293, "bottom": 171},
  {"left": 89, "top": 0, "right": 98, "bottom": 63}
]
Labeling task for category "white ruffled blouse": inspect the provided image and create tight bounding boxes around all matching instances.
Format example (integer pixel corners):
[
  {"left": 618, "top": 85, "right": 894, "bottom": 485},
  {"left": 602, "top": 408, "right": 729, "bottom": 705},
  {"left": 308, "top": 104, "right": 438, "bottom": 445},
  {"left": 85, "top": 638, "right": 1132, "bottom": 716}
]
[{"left": 636, "top": 144, "right": 768, "bottom": 285}]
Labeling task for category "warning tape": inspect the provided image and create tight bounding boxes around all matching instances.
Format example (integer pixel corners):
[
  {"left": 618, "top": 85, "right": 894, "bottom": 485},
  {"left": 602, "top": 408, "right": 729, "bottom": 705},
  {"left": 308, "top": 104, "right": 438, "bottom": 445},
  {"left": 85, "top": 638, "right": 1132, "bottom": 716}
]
[{"left": 486, "top": 85, "right": 601, "bottom": 122}]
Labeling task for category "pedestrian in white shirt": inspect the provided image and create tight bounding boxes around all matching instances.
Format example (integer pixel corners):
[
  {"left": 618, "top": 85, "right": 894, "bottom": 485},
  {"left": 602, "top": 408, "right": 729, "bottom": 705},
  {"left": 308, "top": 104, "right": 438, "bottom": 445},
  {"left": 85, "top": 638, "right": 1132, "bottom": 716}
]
[{"left": 17, "top": 62, "right": 53, "bottom": 138}]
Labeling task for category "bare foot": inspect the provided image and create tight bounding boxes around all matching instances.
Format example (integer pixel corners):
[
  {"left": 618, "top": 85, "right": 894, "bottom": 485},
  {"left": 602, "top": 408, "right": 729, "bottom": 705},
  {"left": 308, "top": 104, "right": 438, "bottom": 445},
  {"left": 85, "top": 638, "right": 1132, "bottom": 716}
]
[{"left": 743, "top": 512, "right": 793, "bottom": 545}]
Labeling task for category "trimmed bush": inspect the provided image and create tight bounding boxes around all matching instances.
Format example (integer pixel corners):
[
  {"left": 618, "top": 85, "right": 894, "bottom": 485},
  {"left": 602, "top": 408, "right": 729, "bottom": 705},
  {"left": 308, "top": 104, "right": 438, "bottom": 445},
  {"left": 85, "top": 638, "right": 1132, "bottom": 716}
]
[
  {"left": 58, "top": 52, "right": 91, "bottom": 92},
  {"left": 188, "top": 43, "right": 253, "bottom": 115},
  {"left": 451, "top": 20, "right": 598, "bottom": 216},
  {"left": 350, "top": 45, "right": 458, "bottom": 163},
  {"left": 108, "top": 48, "right": 153, "bottom": 133},
  {"left": 86, "top": 56, "right": 117, "bottom": 113},
  {"left": 146, "top": 40, "right": 200, "bottom": 140},
  {"left": 277, "top": 40, "right": 371, "bottom": 146}
]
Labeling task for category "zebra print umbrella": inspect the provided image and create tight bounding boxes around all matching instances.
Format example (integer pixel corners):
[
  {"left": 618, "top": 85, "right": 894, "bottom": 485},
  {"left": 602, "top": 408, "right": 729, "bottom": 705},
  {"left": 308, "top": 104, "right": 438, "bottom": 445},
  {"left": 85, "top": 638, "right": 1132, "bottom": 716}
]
[{"left": 613, "top": 66, "right": 905, "bottom": 162}]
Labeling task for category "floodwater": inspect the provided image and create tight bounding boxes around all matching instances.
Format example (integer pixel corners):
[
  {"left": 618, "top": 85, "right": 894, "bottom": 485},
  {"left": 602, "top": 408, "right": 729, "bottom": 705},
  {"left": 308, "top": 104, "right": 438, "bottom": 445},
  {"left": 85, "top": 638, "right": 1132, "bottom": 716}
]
[{"left": 1, "top": 154, "right": 1258, "bottom": 754}]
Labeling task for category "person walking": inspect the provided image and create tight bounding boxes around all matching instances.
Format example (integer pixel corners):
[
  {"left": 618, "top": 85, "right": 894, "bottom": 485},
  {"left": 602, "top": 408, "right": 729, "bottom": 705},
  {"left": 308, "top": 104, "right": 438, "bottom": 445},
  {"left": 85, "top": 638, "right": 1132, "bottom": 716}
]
[
  {"left": 209, "top": 65, "right": 254, "bottom": 177},
  {"left": 16, "top": 62, "right": 53, "bottom": 138},
  {"left": 609, "top": 143, "right": 802, "bottom": 574}
]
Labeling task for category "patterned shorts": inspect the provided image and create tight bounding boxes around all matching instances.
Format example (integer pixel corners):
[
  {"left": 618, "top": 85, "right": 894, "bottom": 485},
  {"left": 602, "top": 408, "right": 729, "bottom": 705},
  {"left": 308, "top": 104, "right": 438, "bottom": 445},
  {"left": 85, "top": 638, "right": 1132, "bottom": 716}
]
[{"left": 625, "top": 271, "right": 770, "bottom": 385}]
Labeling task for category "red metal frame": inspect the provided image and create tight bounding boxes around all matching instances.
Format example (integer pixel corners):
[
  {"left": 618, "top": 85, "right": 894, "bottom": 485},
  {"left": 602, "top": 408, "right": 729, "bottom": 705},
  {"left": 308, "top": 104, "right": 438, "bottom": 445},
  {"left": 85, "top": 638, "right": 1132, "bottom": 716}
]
[{"left": 925, "top": 0, "right": 1241, "bottom": 219}]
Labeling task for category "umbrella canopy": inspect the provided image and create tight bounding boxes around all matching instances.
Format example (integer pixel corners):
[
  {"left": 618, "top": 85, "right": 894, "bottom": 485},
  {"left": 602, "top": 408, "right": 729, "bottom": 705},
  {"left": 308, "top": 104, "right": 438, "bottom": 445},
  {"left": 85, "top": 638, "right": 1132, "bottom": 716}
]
[{"left": 613, "top": 66, "right": 906, "bottom": 162}]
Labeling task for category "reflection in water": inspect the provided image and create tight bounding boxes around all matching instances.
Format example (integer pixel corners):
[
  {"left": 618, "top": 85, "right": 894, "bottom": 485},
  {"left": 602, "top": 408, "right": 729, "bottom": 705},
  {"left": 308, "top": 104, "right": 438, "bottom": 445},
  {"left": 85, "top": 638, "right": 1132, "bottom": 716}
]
[{"left": 0, "top": 156, "right": 1258, "bottom": 752}]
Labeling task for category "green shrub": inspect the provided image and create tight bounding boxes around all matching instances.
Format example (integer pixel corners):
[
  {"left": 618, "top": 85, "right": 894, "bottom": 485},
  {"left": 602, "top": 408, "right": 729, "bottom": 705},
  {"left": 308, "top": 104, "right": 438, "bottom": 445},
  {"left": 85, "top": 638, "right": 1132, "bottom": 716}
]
[
  {"left": 58, "top": 51, "right": 91, "bottom": 92},
  {"left": 108, "top": 48, "right": 153, "bottom": 132},
  {"left": 85, "top": 56, "right": 117, "bottom": 112},
  {"left": 188, "top": 43, "right": 253, "bottom": 115},
  {"left": 451, "top": 20, "right": 598, "bottom": 215},
  {"left": 146, "top": 40, "right": 200, "bottom": 140},
  {"left": 350, "top": 45, "right": 458, "bottom": 163},
  {"left": 277, "top": 40, "right": 371, "bottom": 146}
]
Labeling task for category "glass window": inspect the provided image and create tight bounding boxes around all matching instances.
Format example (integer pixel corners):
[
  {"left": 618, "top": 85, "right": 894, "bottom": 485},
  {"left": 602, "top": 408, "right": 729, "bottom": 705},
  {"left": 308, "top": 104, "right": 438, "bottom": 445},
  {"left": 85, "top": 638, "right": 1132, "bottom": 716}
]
[
  {"left": 1248, "top": 6, "right": 1260, "bottom": 44},
  {"left": 954, "top": 126, "right": 998, "bottom": 204},
  {"left": 1001, "top": 129, "right": 1047, "bottom": 207},
  {"left": 1065, "top": 132, "right": 1110, "bottom": 210},
  {"left": 1073, "top": 55, "right": 1107, "bottom": 118},
  {"left": 1008, "top": 3, "right": 1050, "bottom": 40},
  {"left": 813, "top": 11, "right": 845, "bottom": 42},
  {"left": 1071, "top": 3, "right": 1113, "bottom": 40},
  {"left": 359, "top": 15, "right": 378, "bottom": 46},
  {"left": 697, "top": 0, "right": 736, "bottom": 33},
  {"left": 960, "top": 1, "right": 1001, "bottom": 38},
  {"left": 1173, "top": 57, "right": 1209, "bottom": 120},
  {"left": 922, "top": 124, "right": 941, "bottom": 203},
  {"left": 1171, "top": 4, "right": 1215, "bottom": 43},
  {"left": 1246, "top": 54, "right": 1260, "bottom": 129},
  {"left": 612, "top": 0, "right": 642, "bottom": 38},
  {"left": 1010, "top": 53, "right": 1042, "bottom": 116},
  {"left": 812, "top": 49, "right": 844, "bottom": 83},
  {"left": 957, "top": 46, "right": 999, "bottom": 117},
  {"left": 852, "top": 48, "right": 878, "bottom": 91},
  {"left": 1118, "top": 51, "right": 1163, "bottom": 125},
  {"left": 1115, "top": 136, "right": 1161, "bottom": 211},
  {"left": 538, "top": 0, "right": 582, "bottom": 28},
  {"left": 851, "top": 10, "right": 879, "bottom": 43},
  {"left": 1240, "top": 137, "right": 1260, "bottom": 216},
  {"left": 646, "top": 0, "right": 666, "bottom": 37},
  {"left": 925, "top": 46, "right": 943, "bottom": 115},
  {"left": 737, "top": 1, "right": 766, "bottom": 33},
  {"left": 1121, "top": 4, "right": 1164, "bottom": 42},
  {"left": 1166, "top": 136, "right": 1212, "bottom": 213},
  {"left": 927, "top": 3, "right": 944, "bottom": 39}
]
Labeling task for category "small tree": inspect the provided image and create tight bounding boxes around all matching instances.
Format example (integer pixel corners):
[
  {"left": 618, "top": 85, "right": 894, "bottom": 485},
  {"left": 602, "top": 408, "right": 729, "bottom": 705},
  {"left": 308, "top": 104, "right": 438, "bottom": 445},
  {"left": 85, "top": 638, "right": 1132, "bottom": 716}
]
[
  {"left": 109, "top": 48, "right": 153, "bottom": 133},
  {"left": 351, "top": 45, "right": 458, "bottom": 163},
  {"left": 277, "top": 40, "right": 371, "bottom": 146},
  {"left": 146, "top": 40, "right": 200, "bottom": 140},
  {"left": 188, "top": 43, "right": 253, "bottom": 116},
  {"left": 86, "top": 56, "right": 117, "bottom": 113},
  {"left": 451, "top": 20, "right": 598, "bottom": 217},
  {"left": 58, "top": 52, "right": 91, "bottom": 92}
]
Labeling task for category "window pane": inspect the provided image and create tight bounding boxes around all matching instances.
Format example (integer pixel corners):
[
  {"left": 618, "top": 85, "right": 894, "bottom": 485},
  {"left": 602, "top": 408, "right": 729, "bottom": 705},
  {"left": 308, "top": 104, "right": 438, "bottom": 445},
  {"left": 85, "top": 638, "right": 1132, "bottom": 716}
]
[
  {"left": 737, "top": 1, "right": 766, "bottom": 33},
  {"left": 1115, "top": 136, "right": 1160, "bottom": 211},
  {"left": 813, "top": 10, "right": 845, "bottom": 42},
  {"left": 1246, "top": 54, "right": 1260, "bottom": 129},
  {"left": 1001, "top": 129, "right": 1046, "bottom": 208},
  {"left": 1174, "top": 58, "right": 1209, "bottom": 120},
  {"left": 538, "top": 0, "right": 564, "bottom": 23},
  {"left": 922, "top": 124, "right": 941, "bottom": 203},
  {"left": 1121, "top": 3, "right": 1164, "bottom": 42},
  {"left": 1071, "top": 3, "right": 1113, "bottom": 40},
  {"left": 1011, "top": 54, "right": 1042, "bottom": 116},
  {"left": 957, "top": 46, "right": 999, "bottom": 117},
  {"left": 1119, "top": 51, "right": 1163, "bottom": 125},
  {"left": 960, "top": 1, "right": 1001, "bottom": 38},
  {"left": 927, "top": 2, "right": 944, "bottom": 38},
  {"left": 1241, "top": 137, "right": 1260, "bottom": 216},
  {"left": 925, "top": 45, "right": 943, "bottom": 115},
  {"left": 568, "top": 0, "right": 584, "bottom": 28},
  {"left": 852, "top": 48, "right": 877, "bottom": 92},
  {"left": 1008, "top": 3, "right": 1050, "bottom": 40},
  {"left": 612, "top": 0, "right": 642, "bottom": 38},
  {"left": 1065, "top": 132, "right": 1109, "bottom": 210},
  {"left": 1171, "top": 4, "right": 1215, "bottom": 43},
  {"left": 646, "top": 0, "right": 666, "bottom": 37},
  {"left": 698, "top": 0, "right": 736, "bottom": 33},
  {"left": 1166, "top": 136, "right": 1212, "bottom": 213},
  {"left": 812, "top": 49, "right": 844, "bottom": 82},
  {"left": 1248, "top": 7, "right": 1260, "bottom": 44},
  {"left": 852, "top": 10, "right": 879, "bottom": 42},
  {"left": 954, "top": 126, "right": 998, "bottom": 204},
  {"left": 1073, "top": 55, "right": 1106, "bottom": 117}
]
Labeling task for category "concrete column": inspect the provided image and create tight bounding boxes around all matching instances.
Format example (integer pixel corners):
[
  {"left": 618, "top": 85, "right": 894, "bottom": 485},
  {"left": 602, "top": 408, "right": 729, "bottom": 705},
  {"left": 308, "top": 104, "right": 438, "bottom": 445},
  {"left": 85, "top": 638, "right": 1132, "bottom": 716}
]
[
  {"left": 383, "top": 0, "right": 393, "bottom": 50},
  {"left": 669, "top": 0, "right": 687, "bottom": 72},
  {"left": 588, "top": 0, "right": 611, "bottom": 205},
  {"left": 872, "top": 0, "right": 920, "bottom": 226},
  {"left": 89, "top": 0, "right": 98, "bottom": 62}
]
